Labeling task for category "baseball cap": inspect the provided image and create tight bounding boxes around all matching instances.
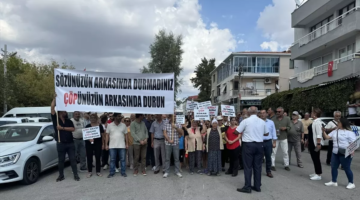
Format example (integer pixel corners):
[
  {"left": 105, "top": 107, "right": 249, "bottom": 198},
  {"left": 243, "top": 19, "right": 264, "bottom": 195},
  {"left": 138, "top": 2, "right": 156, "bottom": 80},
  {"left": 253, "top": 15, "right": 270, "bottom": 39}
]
[{"left": 292, "top": 111, "right": 299, "bottom": 115}]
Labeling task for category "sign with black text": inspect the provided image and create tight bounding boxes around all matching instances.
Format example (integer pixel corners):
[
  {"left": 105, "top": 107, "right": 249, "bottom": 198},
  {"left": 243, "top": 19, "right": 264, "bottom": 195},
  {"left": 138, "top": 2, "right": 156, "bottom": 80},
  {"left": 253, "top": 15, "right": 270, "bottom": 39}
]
[
  {"left": 194, "top": 109, "right": 210, "bottom": 121},
  {"left": 198, "top": 101, "right": 212, "bottom": 108},
  {"left": 54, "top": 69, "right": 174, "bottom": 114},
  {"left": 176, "top": 115, "right": 185, "bottom": 124},
  {"left": 186, "top": 101, "right": 198, "bottom": 111},
  {"left": 345, "top": 136, "right": 360, "bottom": 157},
  {"left": 221, "top": 105, "right": 236, "bottom": 117},
  {"left": 82, "top": 126, "right": 101, "bottom": 140}
]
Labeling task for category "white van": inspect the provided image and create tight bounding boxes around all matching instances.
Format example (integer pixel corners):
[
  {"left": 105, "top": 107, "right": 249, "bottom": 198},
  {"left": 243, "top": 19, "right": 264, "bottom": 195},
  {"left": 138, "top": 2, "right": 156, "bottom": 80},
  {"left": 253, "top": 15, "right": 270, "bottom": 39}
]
[
  {"left": 0, "top": 118, "right": 29, "bottom": 126},
  {"left": 28, "top": 117, "right": 52, "bottom": 123},
  {"left": 2, "top": 107, "right": 73, "bottom": 120}
]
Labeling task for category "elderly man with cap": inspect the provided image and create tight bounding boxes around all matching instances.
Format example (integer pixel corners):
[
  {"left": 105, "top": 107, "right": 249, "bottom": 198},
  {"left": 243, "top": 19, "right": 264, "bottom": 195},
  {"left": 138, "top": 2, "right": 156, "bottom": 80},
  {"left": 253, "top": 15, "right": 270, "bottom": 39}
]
[{"left": 288, "top": 111, "right": 304, "bottom": 168}]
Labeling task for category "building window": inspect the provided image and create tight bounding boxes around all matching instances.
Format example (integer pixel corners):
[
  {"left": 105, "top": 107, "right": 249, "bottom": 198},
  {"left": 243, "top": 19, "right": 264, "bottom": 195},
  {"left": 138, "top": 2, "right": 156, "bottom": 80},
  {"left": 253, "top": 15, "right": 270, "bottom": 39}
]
[
  {"left": 310, "top": 53, "right": 332, "bottom": 68},
  {"left": 289, "top": 59, "right": 294, "bottom": 69},
  {"left": 266, "top": 89, "right": 272, "bottom": 94},
  {"left": 213, "top": 74, "right": 215, "bottom": 83},
  {"left": 310, "top": 15, "right": 334, "bottom": 35},
  {"left": 234, "top": 81, "right": 239, "bottom": 90},
  {"left": 223, "top": 85, "right": 227, "bottom": 94},
  {"left": 217, "top": 85, "right": 220, "bottom": 96}
]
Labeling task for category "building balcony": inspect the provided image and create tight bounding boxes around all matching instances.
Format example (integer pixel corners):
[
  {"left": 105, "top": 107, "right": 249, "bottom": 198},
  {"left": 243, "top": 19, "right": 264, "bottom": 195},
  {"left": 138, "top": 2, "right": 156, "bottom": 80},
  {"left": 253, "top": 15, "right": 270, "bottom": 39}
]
[
  {"left": 215, "top": 89, "right": 276, "bottom": 103},
  {"left": 292, "top": 0, "right": 343, "bottom": 28},
  {"left": 290, "top": 53, "right": 360, "bottom": 88},
  {"left": 291, "top": 6, "right": 360, "bottom": 59}
]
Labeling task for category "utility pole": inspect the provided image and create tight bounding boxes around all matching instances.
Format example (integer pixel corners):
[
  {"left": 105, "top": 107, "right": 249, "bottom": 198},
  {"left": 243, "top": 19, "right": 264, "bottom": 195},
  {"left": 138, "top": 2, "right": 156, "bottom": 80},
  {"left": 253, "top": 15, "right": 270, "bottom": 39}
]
[{"left": 1, "top": 45, "right": 8, "bottom": 114}]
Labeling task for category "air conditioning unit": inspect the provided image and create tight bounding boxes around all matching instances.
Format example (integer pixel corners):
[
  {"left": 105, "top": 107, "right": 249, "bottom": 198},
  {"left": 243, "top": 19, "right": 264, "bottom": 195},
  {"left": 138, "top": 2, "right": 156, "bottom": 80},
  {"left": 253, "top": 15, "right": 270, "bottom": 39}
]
[{"left": 264, "top": 78, "right": 271, "bottom": 84}]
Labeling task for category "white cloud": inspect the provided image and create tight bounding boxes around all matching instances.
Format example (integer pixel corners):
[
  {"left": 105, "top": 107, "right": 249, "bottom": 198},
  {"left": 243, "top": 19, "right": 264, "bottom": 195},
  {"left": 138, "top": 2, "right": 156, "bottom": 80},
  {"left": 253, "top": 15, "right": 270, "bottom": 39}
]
[
  {"left": 0, "top": 0, "right": 237, "bottom": 99},
  {"left": 238, "top": 39, "right": 246, "bottom": 44},
  {"left": 257, "top": 0, "right": 295, "bottom": 51}
]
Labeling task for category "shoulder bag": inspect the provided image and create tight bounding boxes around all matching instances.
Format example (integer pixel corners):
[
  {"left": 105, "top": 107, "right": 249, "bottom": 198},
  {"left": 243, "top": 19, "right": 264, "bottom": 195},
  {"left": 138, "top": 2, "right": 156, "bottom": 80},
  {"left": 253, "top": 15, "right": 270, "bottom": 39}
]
[{"left": 337, "top": 130, "right": 346, "bottom": 155}]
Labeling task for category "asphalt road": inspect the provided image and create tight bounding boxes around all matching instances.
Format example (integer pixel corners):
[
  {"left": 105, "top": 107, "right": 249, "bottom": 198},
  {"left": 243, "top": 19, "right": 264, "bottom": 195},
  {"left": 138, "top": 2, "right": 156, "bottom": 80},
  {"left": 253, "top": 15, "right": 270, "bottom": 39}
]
[{"left": 1, "top": 148, "right": 359, "bottom": 200}]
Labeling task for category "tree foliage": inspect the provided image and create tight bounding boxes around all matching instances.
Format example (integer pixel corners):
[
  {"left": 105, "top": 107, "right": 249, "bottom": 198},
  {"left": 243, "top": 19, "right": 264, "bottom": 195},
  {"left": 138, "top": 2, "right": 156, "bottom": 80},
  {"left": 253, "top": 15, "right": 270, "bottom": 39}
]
[
  {"left": 190, "top": 57, "right": 216, "bottom": 102},
  {"left": 262, "top": 78, "right": 357, "bottom": 114},
  {"left": 0, "top": 55, "right": 74, "bottom": 115},
  {"left": 141, "top": 29, "right": 184, "bottom": 99}
]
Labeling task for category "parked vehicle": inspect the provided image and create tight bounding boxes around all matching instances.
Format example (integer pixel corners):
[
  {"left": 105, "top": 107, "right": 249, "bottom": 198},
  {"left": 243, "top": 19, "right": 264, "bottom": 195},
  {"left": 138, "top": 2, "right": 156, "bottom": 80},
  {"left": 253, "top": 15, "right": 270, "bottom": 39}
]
[
  {"left": 0, "top": 118, "right": 29, "bottom": 126},
  {"left": 2, "top": 107, "right": 73, "bottom": 120},
  {"left": 27, "top": 117, "right": 51, "bottom": 123},
  {"left": 0, "top": 123, "right": 58, "bottom": 184}
]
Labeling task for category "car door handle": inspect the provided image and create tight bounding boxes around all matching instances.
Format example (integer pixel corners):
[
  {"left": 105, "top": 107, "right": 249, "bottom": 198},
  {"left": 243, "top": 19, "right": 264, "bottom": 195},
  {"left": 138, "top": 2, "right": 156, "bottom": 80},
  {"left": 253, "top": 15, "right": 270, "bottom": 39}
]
[{"left": 38, "top": 149, "right": 43, "bottom": 151}]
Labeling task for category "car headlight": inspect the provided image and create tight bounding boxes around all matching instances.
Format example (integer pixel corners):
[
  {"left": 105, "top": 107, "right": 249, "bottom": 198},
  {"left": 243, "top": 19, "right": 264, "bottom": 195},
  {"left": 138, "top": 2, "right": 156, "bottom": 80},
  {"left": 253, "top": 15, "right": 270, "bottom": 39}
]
[{"left": 0, "top": 152, "right": 21, "bottom": 167}]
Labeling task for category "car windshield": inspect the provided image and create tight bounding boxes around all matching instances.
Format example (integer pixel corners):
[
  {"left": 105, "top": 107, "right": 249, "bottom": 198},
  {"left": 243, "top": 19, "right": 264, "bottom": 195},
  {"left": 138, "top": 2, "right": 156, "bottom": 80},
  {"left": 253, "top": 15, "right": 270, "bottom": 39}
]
[
  {"left": 0, "top": 121, "right": 18, "bottom": 126},
  {"left": 0, "top": 126, "right": 41, "bottom": 142},
  {"left": 322, "top": 119, "right": 332, "bottom": 124}
]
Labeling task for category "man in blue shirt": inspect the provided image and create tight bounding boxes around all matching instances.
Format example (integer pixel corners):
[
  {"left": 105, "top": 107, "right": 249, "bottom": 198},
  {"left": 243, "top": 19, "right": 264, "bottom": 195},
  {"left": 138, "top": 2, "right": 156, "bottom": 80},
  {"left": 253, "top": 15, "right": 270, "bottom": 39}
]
[{"left": 260, "top": 110, "right": 277, "bottom": 178}]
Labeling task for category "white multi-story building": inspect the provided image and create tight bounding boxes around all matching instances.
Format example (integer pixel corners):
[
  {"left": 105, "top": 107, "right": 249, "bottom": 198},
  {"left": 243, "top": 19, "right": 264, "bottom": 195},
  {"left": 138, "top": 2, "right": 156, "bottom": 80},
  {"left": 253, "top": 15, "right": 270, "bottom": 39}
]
[
  {"left": 210, "top": 52, "right": 293, "bottom": 111},
  {"left": 290, "top": 0, "right": 360, "bottom": 89}
]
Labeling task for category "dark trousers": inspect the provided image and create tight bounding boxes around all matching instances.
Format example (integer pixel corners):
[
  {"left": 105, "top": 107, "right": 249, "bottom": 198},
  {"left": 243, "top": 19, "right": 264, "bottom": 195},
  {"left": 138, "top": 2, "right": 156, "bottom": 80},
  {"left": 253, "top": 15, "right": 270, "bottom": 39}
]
[
  {"left": 326, "top": 140, "right": 333, "bottom": 164},
  {"left": 146, "top": 143, "right": 155, "bottom": 167},
  {"left": 57, "top": 142, "right": 78, "bottom": 177},
  {"left": 242, "top": 142, "right": 263, "bottom": 190},
  {"left": 238, "top": 144, "right": 243, "bottom": 168},
  {"left": 309, "top": 142, "right": 322, "bottom": 175},
  {"left": 263, "top": 140, "right": 272, "bottom": 173},
  {"left": 85, "top": 141, "right": 102, "bottom": 173},
  {"left": 228, "top": 146, "right": 240, "bottom": 175},
  {"left": 301, "top": 134, "right": 308, "bottom": 151},
  {"left": 221, "top": 144, "right": 229, "bottom": 168},
  {"left": 102, "top": 149, "right": 109, "bottom": 166}
]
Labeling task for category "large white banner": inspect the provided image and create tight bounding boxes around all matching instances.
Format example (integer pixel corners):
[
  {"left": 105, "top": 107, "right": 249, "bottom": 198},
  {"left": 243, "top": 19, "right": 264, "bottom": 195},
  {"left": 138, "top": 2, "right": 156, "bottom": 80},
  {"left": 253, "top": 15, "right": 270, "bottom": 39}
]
[
  {"left": 221, "top": 105, "right": 236, "bottom": 117},
  {"left": 55, "top": 69, "right": 174, "bottom": 114}
]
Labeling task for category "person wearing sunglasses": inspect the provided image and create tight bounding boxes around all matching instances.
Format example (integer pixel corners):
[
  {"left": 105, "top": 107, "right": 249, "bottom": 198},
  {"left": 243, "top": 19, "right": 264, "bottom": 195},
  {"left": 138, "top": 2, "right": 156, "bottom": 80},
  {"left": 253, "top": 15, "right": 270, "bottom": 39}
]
[{"left": 271, "top": 107, "right": 291, "bottom": 171}]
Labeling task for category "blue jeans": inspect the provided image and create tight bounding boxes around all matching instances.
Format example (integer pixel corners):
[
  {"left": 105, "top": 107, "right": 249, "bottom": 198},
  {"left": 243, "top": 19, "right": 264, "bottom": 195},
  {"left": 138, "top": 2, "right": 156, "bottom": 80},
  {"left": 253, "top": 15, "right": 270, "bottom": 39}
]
[
  {"left": 331, "top": 153, "right": 353, "bottom": 183},
  {"left": 109, "top": 148, "right": 126, "bottom": 175}
]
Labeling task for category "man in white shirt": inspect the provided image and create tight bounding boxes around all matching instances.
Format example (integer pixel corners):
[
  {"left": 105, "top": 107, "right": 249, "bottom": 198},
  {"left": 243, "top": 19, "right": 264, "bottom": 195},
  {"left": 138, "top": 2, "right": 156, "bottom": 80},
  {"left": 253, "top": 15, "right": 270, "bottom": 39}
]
[
  {"left": 234, "top": 106, "right": 269, "bottom": 193},
  {"left": 70, "top": 111, "right": 87, "bottom": 171},
  {"left": 324, "top": 111, "right": 341, "bottom": 165},
  {"left": 106, "top": 113, "right": 128, "bottom": 178}
]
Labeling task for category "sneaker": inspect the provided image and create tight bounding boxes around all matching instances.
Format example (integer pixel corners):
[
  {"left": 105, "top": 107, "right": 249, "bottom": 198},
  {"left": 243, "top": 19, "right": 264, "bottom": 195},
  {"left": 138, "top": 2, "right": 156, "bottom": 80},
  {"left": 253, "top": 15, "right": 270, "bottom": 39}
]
[
  {"left": 121, "top": 173, "right": 127, "bottom": 177},
  {"left": 133, "top": 170, "right": 138, "bottom": 177},
  {"left": 284, "top": 167, "right": 290, "bottom": 171},
  {"left": 176, "top": 172, "right": 183, "bottom": 178},
  {"left": 152, "top": 166, "right": 156, "bottom": 171},
  {"left": 325, "top": 181, "right": 338, "bottom": 187},
  {"left": 115, "top": 168, "right": 120, "bottom": 173},
  {"left": 56, "top": 176, "right": 65, "bottom": 182},
  {"left": 197, "top": 170, "right": 203, "bottom": 175},
  {"left": 107, "top": 174, "right": 114, "bottom": 178},
  {"left": 271, "top": 166, "right": 276, "bottom": 171},
  {"left": 130, "top": 165, "right": 134, "bottom": 170},
  {"left": 74, "top": 175, "right": 80, "bottom": 181},
  {"left": 163, "top": 173, "right": 169, "bottom": 178},
  {"left": 142, "top": 171, "right": 147, "bottom": 176},
  {"left": 103, "top": 165, "right": 108, "bottom": 170},
  {"left": 346, "top": 183, "right": 355, "bottom": 189},
  {"left": 309, "top": 174, "right": 316, "bottom": 177},
  {"left": 310, "top": 175, "right": 321, "bottom": 181}
]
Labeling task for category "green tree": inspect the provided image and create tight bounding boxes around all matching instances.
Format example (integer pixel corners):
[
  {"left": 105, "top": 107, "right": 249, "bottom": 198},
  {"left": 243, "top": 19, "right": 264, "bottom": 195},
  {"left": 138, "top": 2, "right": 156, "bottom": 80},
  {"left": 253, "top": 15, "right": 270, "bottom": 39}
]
[
  {"left": 0, "top": 55, "right": 74, "bottom": 114},
  {"left": 190, "top": 57, "right": 216, "bottom": 102},
  {"left": 141, "top": 29, "right": 184, "bottom": 99}
]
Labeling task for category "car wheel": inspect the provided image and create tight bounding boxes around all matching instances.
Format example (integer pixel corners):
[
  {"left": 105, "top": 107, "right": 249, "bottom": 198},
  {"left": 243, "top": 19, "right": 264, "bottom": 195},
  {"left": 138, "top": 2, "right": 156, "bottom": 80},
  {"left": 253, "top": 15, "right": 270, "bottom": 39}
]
[{"left": 21, "top": 158, "right": 40, "bottom": 185}]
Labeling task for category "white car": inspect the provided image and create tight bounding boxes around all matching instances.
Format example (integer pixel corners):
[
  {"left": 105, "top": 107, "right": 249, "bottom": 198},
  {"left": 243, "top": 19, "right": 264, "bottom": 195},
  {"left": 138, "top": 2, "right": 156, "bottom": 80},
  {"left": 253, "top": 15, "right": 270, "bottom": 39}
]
[
  {"left": 27, "top": 117, "right": 51, "bottom": 123},
  {"left": 0, "top": 123, "right": 58, "bottom": 184}
]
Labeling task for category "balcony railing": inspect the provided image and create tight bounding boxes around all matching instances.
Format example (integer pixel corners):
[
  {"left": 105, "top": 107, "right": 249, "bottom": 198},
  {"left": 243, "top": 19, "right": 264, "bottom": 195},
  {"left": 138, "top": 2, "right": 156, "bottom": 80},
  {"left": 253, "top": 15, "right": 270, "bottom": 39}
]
[
  {"left": 296, "top": 53, "right": 360, "bottom": 83},
  {"left": 293, "top": 6, "right": 359, "bottom": 47},
  {"left": 215, "top": 89, "right": 276, "bottom": 102}
]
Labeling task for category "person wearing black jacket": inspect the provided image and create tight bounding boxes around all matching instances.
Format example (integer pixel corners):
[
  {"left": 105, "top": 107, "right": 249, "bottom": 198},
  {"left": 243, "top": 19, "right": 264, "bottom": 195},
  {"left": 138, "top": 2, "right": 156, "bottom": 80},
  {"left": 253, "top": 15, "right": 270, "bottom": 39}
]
[{"left": 51, "top": 94, "right": 80, "bottom": 182}]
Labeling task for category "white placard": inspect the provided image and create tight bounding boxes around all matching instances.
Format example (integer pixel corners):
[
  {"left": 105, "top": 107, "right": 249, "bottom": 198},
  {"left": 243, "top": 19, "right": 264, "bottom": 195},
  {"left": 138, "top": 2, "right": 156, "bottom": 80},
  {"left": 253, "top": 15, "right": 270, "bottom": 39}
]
[
  {"left": 186, "top": 101, "right": 198, "bottom": 111},
  {"left": 176, "top": 115, "right": 185, "bottom": 124},
  {"left": 194, "top": 109, "right": 210, "bottom": 121},
  {"left": 82, "top": 126, "right": 101, "bottom": 140},
  {"left": 200, "top": 106, "right": 218, "bottom": 117},
  {"left": 198, "top": 101, "right": 212, "bottom": 108},
  {"left": 54, "top": 69, "right": 174, "bottom": 114},
  {"left": 221, "top": 105, "right": 236, "bottom": 117},
  {"left": 345, "top": 136, "right": 360, "bottom": 157}
]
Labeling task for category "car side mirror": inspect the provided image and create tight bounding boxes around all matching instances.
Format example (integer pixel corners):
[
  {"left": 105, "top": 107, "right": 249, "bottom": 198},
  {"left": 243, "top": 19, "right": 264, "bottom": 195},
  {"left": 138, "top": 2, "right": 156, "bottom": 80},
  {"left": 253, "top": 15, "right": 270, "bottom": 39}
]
[{"left": 42, "top": 136, "right": 54, "bottom": 142}]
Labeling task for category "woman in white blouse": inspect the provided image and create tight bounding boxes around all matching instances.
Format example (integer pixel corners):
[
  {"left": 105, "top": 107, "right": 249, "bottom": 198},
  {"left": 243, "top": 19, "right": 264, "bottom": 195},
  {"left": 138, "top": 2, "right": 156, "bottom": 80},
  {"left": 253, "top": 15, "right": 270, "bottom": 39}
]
[{"left": 322, "top": 118, "right": 357, "bottom": 190}]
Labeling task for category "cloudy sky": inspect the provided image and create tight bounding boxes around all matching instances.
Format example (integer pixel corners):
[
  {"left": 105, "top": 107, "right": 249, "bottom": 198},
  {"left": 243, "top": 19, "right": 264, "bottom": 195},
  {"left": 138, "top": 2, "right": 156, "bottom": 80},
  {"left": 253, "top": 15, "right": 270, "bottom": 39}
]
[{"left": 0, "top": 0, "right": 298, "bottom": 99}]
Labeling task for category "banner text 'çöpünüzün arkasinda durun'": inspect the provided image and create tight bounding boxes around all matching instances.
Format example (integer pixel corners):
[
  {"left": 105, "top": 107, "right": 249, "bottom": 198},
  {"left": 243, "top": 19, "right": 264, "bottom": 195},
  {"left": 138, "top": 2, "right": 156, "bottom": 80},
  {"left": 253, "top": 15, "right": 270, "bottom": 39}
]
[{"left": 55, "top": 69, "right": 174, "bottom": 114}]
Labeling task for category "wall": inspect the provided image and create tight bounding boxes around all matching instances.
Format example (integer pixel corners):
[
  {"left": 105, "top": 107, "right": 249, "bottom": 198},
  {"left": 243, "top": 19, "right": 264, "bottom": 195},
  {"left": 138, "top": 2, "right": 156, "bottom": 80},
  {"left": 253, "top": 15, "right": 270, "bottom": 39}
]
[{"left": 278, "top": 56, "right": 293, "bottom": 91}]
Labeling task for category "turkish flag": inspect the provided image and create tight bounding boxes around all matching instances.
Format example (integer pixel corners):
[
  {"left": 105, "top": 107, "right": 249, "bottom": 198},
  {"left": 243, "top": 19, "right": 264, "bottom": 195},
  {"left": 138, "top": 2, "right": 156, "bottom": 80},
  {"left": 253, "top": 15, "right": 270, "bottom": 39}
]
[{"left": 328, "top": 61, "right": 333, "bottom": 77}]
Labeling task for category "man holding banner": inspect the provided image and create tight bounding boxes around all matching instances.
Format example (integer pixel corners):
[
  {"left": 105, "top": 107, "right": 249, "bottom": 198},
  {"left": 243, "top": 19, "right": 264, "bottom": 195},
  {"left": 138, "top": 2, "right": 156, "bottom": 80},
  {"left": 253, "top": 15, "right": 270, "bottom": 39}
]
[{"left": 51, "top": 94, "right": 80, "bottom": 182}]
